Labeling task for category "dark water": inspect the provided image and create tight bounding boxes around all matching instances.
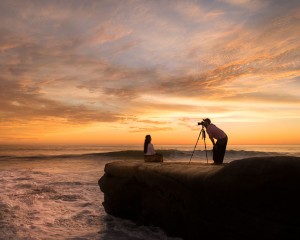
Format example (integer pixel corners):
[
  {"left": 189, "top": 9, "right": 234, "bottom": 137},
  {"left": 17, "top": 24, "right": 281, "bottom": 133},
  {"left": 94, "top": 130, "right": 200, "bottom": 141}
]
[
  {"left": 0, "top": 144, "right": 299, "bottom": 239},
  {"left": 0, "top": 156, "right": 182, "bottom": 240}
]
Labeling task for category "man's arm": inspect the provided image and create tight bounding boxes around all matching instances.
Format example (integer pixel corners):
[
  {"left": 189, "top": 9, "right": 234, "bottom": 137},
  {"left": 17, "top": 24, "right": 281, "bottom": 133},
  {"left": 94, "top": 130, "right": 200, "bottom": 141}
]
[
  {"left": 210, "top": 137, "right": 216, "bottom": 146},
  {"left": 206, "top": 125, "right": 216, "bottom": 146}
]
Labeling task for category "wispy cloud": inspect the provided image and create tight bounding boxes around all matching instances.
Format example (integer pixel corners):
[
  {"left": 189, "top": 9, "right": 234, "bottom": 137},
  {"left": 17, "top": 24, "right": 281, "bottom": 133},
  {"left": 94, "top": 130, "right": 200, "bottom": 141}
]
[{"left": 0, "top": 0, "right": 299, "bottom": 143}]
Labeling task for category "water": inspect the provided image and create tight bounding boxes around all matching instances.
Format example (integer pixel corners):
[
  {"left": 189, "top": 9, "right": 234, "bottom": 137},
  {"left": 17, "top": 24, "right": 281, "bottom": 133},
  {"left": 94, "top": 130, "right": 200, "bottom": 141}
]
[
  {"left": 0, "top": 144, "right": 299, "bottom": 239},
  {"left": 1, "top": 144, "right": 299, "bottom": 160}
]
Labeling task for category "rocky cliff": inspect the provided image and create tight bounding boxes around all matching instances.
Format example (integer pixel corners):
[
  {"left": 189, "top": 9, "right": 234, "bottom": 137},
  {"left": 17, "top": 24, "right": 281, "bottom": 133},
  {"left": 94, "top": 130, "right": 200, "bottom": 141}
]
[{"left": 99, "top": 156, "right": 300, "bottom": 240}]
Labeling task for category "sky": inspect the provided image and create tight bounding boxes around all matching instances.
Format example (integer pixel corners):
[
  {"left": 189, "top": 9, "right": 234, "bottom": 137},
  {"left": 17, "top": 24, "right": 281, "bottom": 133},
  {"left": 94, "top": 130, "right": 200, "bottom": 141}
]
[{"left": 0, "top": 0, "right": 300, "bottom": 145}]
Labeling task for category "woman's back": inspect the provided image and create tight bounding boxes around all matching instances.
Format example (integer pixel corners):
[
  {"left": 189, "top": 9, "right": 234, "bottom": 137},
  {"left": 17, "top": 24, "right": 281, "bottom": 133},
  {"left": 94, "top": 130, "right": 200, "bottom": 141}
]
[{"left": 145, "top": 143, "right": 155, "bottom": 155}]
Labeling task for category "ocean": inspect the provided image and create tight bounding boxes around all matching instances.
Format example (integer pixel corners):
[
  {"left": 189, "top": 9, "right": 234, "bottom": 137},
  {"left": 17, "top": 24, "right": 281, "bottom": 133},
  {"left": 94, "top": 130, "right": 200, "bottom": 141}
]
[{"left": 0, "top": 144, "right": 299, "bottom": 239}]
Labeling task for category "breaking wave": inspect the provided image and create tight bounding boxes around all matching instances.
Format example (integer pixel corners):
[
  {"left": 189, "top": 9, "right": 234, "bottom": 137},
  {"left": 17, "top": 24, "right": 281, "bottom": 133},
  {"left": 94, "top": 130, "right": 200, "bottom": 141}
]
[{"left": 0, "top": 149, "right": 297, "bottom": 162}]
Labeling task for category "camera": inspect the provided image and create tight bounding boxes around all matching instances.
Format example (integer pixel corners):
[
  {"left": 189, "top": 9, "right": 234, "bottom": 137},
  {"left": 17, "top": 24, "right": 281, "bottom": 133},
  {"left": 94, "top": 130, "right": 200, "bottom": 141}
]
[{"left": 198, "top": 121, "right": 205, "bottom": 126}]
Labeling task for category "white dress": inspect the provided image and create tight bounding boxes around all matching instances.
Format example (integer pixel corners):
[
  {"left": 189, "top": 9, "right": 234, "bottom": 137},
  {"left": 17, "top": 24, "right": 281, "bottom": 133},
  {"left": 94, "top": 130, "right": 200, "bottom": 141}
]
[{"left": 145, "top": 143, "right": 155, "bottom": 155}]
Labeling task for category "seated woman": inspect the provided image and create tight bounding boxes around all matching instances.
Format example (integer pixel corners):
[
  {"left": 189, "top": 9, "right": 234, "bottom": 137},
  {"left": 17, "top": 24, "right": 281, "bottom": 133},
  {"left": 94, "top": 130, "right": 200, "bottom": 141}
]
[{"left": 144, "top": 135, "right": 163, "bottom": 162}]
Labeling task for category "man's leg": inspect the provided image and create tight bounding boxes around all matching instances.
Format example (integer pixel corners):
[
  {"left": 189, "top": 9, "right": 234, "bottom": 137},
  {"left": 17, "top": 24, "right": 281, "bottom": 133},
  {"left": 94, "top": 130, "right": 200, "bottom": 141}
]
[
  {"left": 213, "top": 145, "right": 220, "bottom": 164},
  {"left": 217, "top": 137, "right": 228, "bottom": 164}
]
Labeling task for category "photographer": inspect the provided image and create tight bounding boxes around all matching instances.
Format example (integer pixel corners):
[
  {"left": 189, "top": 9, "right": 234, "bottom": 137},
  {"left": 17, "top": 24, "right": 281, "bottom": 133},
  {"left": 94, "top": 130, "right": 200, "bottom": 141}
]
[{"left": 202, "top": 118, "right": 228, "bottom": 164}]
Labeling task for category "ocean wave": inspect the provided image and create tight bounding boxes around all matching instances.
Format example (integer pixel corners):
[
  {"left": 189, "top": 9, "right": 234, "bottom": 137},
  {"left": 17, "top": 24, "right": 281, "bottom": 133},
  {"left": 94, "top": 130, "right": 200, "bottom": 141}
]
[
  {"left": 0, "top": 149, "right": 295, "bottom": 162},
  {"left": 71, "top": 149, "right": 289, "bottom": 161}
]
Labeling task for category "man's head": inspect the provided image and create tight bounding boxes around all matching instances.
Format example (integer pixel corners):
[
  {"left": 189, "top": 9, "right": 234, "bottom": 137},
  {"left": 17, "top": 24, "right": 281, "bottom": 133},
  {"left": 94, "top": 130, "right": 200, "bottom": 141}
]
[{"left": 203, "top": 118, "right": 211, "bottom": 127}]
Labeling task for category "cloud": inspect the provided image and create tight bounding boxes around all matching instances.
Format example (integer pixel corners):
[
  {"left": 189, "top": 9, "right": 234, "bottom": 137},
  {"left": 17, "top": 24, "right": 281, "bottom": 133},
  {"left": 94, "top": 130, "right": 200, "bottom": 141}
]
[
  {"left": 221, "top": 90, "right": 300, "bottom": 104},
  {"left": 174, "top": 1, "right": 203, "bottom": 21},
  {"left": 0, "top": 0, "right": 300, "bottom": 136},
  {"left": 129, "top": 126, "right": 173, "bottom": 133},
  {"left": 0, "top": 76, "right": 120, "bottom": 124},
  {"left": 219, "top": 0, "right": 268, "bottom": 10},
  {"left": 174, "top": 6, "right": 300, "bottom": 100},
  {"left": 174, "top": 1, "right": 225, "bottom": 22},
  {"left": 90, "top": 21, "right": 133, "bottom": 45}
]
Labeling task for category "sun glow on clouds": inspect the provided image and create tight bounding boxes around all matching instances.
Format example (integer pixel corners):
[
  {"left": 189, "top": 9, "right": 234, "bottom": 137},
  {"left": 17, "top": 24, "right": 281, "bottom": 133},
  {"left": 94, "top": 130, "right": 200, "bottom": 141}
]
[{"left": 0, "top": 0, "right": 300, "bottom": 145}]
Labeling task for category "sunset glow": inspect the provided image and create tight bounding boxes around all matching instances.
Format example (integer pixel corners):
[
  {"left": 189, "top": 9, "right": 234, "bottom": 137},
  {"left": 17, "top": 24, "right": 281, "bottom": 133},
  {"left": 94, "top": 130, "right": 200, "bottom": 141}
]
[{"left": 0, "top": 0, "right": 299, "bottom": 145}]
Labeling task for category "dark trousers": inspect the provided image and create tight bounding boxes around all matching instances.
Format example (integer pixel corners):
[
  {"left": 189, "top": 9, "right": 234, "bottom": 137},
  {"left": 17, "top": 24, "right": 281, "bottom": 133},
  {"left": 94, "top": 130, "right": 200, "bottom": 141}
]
[{"left": 213, "top": 137, "right": 228, "bottom": 164}]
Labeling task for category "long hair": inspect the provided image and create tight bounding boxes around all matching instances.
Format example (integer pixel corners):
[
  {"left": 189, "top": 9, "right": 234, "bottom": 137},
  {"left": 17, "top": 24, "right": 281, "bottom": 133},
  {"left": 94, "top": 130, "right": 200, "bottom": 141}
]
[{"left": 144, "top": 135, "right": 151, "bottom": 154}]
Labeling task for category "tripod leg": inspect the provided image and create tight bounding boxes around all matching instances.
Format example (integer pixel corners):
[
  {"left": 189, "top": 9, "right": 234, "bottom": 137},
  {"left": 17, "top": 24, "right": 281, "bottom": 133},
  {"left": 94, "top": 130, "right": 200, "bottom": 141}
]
[
  {"left": 189, "top": 130, "right": 202, "bottom": 163},
  {"left": 204, "top": 139, "right": 208, "bottom": 164},
  {"left": 202, "top": 128, "right": 209, "bottom": 164}
]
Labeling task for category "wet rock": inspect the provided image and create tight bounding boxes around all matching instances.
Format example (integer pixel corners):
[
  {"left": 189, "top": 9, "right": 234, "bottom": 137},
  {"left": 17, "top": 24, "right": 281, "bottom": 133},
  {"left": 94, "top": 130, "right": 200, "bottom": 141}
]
[{"left": 99, "top": 157, "right": 300, "bottom": 240}]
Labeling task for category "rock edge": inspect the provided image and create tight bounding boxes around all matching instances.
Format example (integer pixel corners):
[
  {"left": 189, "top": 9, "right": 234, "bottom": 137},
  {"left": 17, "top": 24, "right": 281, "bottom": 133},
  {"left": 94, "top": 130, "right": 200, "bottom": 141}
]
[{"left": 99, "top": 156, "right": 300, "bottom": 240}]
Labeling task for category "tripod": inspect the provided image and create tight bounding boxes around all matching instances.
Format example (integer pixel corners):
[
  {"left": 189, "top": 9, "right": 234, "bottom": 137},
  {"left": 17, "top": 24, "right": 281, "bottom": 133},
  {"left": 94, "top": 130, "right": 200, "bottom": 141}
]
[{"left": 189, "top": 125, "right": 208, "bottom": 164}]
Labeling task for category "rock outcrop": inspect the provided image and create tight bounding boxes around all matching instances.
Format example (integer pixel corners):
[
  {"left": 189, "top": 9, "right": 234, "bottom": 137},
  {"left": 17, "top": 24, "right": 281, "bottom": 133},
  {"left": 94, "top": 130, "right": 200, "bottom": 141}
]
[{"left": 99, "top": 156, "right": 300, "bottom": 240}]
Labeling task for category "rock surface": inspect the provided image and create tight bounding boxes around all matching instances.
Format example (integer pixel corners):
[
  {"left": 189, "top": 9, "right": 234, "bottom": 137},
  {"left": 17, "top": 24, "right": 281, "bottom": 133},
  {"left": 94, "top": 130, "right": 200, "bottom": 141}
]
[{"left": 99, "top": 156, "right": 300, "bottom": 240}]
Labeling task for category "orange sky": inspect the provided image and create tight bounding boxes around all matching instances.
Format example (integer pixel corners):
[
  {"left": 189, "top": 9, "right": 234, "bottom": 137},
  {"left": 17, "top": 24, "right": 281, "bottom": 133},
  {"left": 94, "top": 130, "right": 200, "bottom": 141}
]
[{"left": 0, "top": 0, "right": 300, "bottom": 145}]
